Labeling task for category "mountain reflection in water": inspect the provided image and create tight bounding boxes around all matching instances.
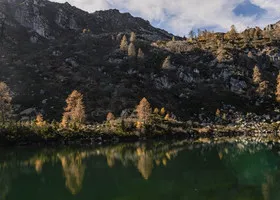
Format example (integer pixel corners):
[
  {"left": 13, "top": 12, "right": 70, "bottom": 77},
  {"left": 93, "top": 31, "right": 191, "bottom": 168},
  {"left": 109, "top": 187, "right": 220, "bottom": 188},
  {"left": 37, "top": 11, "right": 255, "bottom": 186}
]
[{"left": 1, "top": 140, "right": 280, "bottom": 200}]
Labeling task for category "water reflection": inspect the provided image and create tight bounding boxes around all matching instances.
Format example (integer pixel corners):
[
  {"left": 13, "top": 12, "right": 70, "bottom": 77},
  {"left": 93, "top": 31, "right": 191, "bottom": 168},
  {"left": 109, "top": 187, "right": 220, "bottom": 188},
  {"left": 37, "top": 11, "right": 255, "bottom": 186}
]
[
  {"left": 1, "top": 140, "right": 280, "bottom": 199},
  {"left": 58, "top": 153, "right": 86, "bottom": 195}
]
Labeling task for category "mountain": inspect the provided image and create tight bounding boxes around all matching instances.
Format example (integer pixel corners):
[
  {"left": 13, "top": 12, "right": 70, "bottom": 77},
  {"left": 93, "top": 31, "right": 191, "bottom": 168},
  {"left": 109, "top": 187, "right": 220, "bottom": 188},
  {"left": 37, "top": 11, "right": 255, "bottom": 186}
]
[{"left": 0, "top": 0, "right": 280, "bottom": 122}]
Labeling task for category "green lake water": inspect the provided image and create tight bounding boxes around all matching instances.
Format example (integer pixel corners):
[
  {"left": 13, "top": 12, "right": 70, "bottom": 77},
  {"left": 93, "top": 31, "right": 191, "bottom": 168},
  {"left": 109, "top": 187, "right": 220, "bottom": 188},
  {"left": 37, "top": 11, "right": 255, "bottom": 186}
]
[{"left": 1, "top": 140, "right": 280, "bottom": 200}]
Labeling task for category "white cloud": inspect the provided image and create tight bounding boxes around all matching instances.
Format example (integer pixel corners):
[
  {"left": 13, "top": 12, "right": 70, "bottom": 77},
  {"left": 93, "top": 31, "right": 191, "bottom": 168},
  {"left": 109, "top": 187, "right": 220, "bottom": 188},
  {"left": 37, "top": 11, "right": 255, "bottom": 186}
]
[{"left": 52, "top": 0, "right": 280, "bottom": 36}]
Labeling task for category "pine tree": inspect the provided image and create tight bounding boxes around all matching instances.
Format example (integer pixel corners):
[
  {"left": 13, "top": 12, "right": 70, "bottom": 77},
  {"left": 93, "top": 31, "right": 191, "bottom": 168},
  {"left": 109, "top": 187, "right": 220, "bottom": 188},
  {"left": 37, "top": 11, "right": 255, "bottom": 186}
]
[
  {"left": 128, "top": 43, "right": 136, "bottom": 57},
  {"left": 0, "top": 82, "right": 12, "bottom": 123},
  {"left": 137, "top": 48, "right": 144, "bottom": 59},
  {"left": 106, "top": 112, "right": 115, "bottom": 121},
  {"left": 160, "top": 107, "right": 166, "bottom": 116},
  {"left": 120, "top": 35, "right": 128, "bottom": 51},
  {"left": 225, "top": 25, "right": 238, "bottom": 41},
  {"left": 164, "top": 114, "right": 170, "bottom": 120},
  {"left": 61, "top": 90, "right": 86, "bottom": 127},
  {"left": 72, "top": 98, "right": 85, "bottom": 124},
  {"left": 253, "top": 65, "right": 262, "bottom": 84},
  {"left": 276, "top": 72, "right": 280, "bottom": 102},
  {"left": 36, "top": 113, "right": 46, "bottom": 127},
  {"left": 136, "top": 98, "right": 152, "bottom": 123},
  {"left": 153, "top": 108, "right": 159, "bottom": 114},
  {"left": 256, "top": 81, "right": 269, "bottom": 96},
  {"left": 130, "top": 32, "right": 136, "bottom": 43}
]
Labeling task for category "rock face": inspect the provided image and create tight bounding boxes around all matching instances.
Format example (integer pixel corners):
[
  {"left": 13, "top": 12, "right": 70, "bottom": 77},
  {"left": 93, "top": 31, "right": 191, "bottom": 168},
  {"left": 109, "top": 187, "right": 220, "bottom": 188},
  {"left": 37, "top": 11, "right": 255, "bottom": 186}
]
[
  {"left": 0, "top": 0, "right": 171, "bottom": 40},
  {"left": 0, "top": 0, "right": 279, "bottom": 122}
]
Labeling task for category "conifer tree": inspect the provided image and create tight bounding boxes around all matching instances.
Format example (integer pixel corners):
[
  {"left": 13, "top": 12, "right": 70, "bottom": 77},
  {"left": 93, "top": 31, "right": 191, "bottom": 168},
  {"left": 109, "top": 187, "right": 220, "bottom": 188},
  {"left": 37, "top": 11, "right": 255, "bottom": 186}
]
[
  {"left": 276, "top": 72, "right": 280, "bottom": 102},
  {"left": 160, "top": 107, "right": 166, "bottom": 116},
  {"left": 61, "top": 90, "right": 86, "bottom": 127},
  {"left": 253, "top": 65, "right": 262, "bottom": 84},
  {"left": 0, "top": 82, "right": 12, "bottom": 123},
  {"left": 128, "top": 42, "right": 136, "bottom": 57},
  {"left": 120, "top": 35, "right": 128, "bottom": 51},
  {"left": 153, "top": 108, "right": 159, "bottom": 114},
  {"left": 130, "top": 32, "right": 136, "bottom": 43},
  {"left": 164, "top": 113, "right": 170, "bottom": 120},
  {"left": 106, "top": 112, "right": 115, "bottom": 121},
  {"left": 136, "top": 98, "right": 152, "bottom": 123},
  {"left": 256, "top": 81, "right": 269, "bottom": 96},
  {"left": 36, "top": 113, "right": 46, "bottom": 127},
  {"left": 225, "top": 25, "right": 238, "bottom": 41}
]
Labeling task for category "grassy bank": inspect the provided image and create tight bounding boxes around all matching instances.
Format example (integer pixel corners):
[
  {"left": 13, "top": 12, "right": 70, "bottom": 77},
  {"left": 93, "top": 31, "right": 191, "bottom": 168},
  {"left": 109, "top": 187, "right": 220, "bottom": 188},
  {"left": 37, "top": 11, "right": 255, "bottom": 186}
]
[{"left": 1, "top": 116, "right": 280, "bottom": 146}]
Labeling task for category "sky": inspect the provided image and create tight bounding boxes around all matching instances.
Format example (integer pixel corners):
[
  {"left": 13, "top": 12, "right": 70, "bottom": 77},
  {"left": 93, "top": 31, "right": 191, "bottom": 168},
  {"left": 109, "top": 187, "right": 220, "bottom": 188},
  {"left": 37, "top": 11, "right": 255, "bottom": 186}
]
[{"left": 53, "top": 0, "right": 280, "bottom": 36}]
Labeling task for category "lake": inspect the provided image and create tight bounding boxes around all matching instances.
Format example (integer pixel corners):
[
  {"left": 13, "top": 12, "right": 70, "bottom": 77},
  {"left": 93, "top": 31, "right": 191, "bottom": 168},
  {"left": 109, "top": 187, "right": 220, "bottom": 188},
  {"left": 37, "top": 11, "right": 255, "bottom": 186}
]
[{"left": 1, "top": 139, "right": 280, "bottom": 200}]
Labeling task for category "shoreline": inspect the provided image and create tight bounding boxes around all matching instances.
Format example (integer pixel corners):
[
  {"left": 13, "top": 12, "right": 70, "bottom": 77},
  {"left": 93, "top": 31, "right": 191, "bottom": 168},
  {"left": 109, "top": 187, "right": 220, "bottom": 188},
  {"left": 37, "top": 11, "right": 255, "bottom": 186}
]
[{"left": 0, "top": 121, "right": 279, "bottom": 147}]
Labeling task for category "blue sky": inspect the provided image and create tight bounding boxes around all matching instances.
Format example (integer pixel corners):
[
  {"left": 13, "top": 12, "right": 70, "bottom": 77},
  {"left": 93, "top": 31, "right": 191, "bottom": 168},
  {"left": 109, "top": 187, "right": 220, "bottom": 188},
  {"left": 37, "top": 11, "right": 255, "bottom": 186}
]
[{"left": 53, "top": 0, "right": 280, "bottom": 36}]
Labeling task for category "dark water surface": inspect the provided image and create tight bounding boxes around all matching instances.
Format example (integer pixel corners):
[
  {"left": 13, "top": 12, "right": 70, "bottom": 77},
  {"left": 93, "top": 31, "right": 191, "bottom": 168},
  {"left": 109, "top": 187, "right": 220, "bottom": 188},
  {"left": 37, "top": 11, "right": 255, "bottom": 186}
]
[{"left": 1, "top": 140, "right": 280, "bottom": 200}]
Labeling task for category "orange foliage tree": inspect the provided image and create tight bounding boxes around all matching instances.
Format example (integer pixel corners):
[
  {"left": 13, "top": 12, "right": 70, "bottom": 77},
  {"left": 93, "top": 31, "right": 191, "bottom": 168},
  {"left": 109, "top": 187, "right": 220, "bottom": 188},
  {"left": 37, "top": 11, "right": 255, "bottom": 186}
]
[
  {"left": 136, "top": 98, "right": 152, "bottom": 124},
  {"left": 61, "top": 90, "right": 86, "bottom": 127}
]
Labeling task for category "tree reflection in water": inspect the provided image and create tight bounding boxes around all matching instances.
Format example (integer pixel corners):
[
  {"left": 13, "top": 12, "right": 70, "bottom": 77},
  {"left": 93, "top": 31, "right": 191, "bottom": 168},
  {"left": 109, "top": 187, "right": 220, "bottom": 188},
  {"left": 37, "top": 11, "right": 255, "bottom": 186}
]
[
  {"left": 0, "top": 140, "right": 280, "bottom": 199},
  {"left": 58, "top": 153, "right": 86, "bottom": 195}
]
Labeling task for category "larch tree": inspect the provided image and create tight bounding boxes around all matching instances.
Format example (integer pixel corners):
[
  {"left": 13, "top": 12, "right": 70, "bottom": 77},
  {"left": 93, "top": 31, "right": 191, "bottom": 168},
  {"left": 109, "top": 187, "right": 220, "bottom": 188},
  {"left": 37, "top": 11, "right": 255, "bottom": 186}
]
[
  {"left": 226, "top": 25, "right": 238, "bottom": 41},
  {"left": 130, "top": 32, "right": 136, "bottom": 43},
  {"left": 120, "top": 35, "right": 128, "bottom": 51},
  {"left": 160, "top": 107, "right": 166, "bottom": 116},
  {"left": 137, "top": 48, "right": 144, "bottom": 59},
  {"left": 128, "top": 42, "right": 136, "bottom": 57},
  {"left": 153, "top": 108, "right": 159, "bottom": 114},
  {"left": 276, "top": 72, "right": 280, "bottom": 102},
  {"left": 254, "top": 27, "right": 263, "bottom": 40},
  {"left": 72, "top": 98, "right": 86, "bottom": 124},
  {"left": 36, "top": 113, "right": 46, "bottom": 127},
  {"left": 256, "top": 81, "right": 269, "bottom": 96},
  {"left": 253, "top": 65, "right": 262, "bottom": 84},
  {"left": 106, "top": 112, "right": 115, "bottom": 121},
  {"left": 61, "top": 90, "right": 86, "bottom": 127},
  {"left": 136, "top": 98, "right": 152, "bottom": 124},
  {"left": 0, "top": 82, "right": 12, "bottom": 123}
]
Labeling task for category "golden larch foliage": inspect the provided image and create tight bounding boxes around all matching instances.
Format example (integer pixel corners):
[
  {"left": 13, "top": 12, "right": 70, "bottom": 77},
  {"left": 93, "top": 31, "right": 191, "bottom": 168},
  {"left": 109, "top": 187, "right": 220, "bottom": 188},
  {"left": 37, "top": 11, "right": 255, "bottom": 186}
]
[
  {"left": 276, "top": 72, "right": 280, "bottom": 102},
  {"left": 120, "top": 35, "right": 128, "bottom": 51},
  {"left": 130, "top": 32, "right": 136, "bottom": 43},
  {"left": 253, "top": 65, "right": 262, "bottom": 84},
  {"left": 0, "top": 82, "right": 12, "bottom": 123},
  {"left": 61, "top": 90, "right": 86, "bottom": 127},
  {"left": 256, "top": 81, "right": 269, "bottom": 96},
  {"left": 36, "top": 113, "right": 46, "bottom": 127},
  {"left": 136, "top": 121, "right": 143, "bottom": 130},
  {"left": 136, "top": 98, "right": 152, "bottom": 123},
  {"left": 164, "top": 114, "right": 170, "bottom": 120},
  {"left": 128, "top": 42, "right": 136, "bottom": 57},
  {"left": 106, "top": 112, "right": 115, "bottom": 121},
  {"left": 160, "top": 107, "right": 166, "bottom": 116},
  {"left": 153, "top": 108, "right": 159, "bottom": 114}
]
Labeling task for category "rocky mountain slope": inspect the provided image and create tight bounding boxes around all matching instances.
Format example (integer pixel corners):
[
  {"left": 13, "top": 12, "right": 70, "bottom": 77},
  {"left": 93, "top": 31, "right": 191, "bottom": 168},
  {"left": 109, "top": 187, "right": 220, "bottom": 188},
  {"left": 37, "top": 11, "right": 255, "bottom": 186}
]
[{"left": 0, "top": 0, "right": 280, "bottom": 122}]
